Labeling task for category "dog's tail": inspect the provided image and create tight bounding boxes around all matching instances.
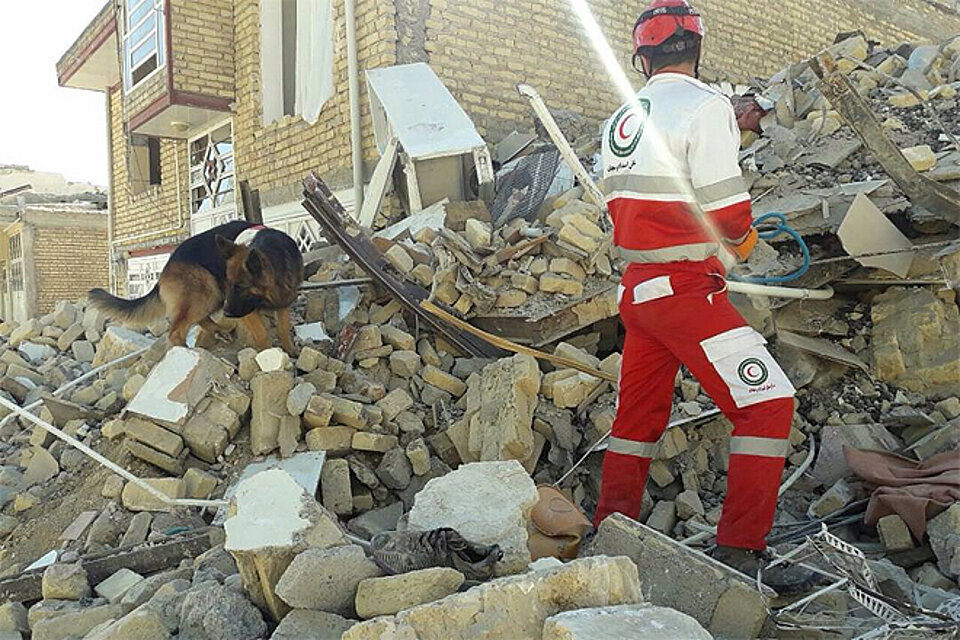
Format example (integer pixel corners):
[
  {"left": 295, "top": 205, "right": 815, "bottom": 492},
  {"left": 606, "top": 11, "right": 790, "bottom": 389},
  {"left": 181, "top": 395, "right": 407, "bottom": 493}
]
[{"left": 87, "top": 285, "right": 164, "bottom": 328}]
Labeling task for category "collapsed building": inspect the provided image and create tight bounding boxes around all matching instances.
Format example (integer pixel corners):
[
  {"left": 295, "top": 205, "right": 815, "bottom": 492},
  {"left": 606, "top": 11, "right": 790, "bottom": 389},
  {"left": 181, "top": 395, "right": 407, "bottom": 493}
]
[{"left": 0, "top": 2, "right": 955, "bottom": 640}]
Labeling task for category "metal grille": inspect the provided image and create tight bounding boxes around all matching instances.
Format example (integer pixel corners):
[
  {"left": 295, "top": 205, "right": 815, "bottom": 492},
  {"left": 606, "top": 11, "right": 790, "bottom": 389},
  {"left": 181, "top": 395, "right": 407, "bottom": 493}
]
[{"left": 490, "top": 147, "right": 561, "bottom": 228}]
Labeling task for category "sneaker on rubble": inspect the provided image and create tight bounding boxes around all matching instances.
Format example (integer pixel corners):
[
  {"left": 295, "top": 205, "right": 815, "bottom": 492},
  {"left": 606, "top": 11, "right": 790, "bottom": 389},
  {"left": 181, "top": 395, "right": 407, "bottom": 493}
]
[
  {"left": 369, "top": 527, "right": 502, "bottom": 581},
  {"left": 711, "top": 545, "right": 818, "bottom": 595}
]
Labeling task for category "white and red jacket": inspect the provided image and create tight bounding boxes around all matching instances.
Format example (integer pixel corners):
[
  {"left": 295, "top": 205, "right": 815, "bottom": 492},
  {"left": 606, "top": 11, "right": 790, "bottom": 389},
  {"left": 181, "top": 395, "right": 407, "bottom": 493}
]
[{"left": 600, "top": 73, "right": 751, "bottom": 269}]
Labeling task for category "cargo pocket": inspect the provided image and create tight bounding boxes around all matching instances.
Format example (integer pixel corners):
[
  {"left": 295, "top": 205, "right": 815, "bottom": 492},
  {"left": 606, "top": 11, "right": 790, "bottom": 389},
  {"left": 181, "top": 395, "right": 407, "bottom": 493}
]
[
  {"left": 632, "top": 276, "right": 673, "bottom": 305},
  {"left": 700, "top": 326, "right": 795, "bottom": 409}
]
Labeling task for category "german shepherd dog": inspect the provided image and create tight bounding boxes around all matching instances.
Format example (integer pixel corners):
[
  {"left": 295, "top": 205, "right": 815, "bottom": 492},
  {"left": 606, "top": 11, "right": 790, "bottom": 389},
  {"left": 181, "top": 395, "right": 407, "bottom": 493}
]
[{"left": 88, "top": 220, "right": 304, "bottom": 354}]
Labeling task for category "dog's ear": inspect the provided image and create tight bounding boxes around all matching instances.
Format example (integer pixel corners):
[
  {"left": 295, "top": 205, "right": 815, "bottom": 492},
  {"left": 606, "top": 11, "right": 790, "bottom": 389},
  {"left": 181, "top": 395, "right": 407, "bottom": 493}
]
[
  {"left": 215, "top": 235, "right": 238, "bottom": 258},
  {"left": 245, "top": 248, "right": 264, "bottom": 279}
]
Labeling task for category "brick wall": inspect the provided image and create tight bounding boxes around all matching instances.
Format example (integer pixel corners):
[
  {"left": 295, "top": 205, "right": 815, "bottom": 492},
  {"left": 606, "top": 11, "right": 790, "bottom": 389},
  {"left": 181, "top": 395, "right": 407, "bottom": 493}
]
[
  {"left": 124, "top": 70, "right": 167, "bottom": 122},
  {"left": 109, "top": 88, "right": 190, "bottom": 252},
  {"left": 170, "top": 0, "right": 235, "bottom": 100},
  {"left": 232, "top": 0, "right": 397, "bottom": 198},
  {"left": 422, "top": 0, "right": 960, "bottom": 144},
  {"left": 33, "top": 223, "right": 109, "bottom": 314}
]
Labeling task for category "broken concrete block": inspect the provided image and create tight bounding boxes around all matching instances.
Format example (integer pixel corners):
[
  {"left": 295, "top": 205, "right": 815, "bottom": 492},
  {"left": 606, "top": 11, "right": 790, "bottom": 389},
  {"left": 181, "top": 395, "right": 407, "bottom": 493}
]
[
  {"left": 384, "top": 244, "right": 415, "bottom": 273},
  {"left": 91, "top": 326, "right": 154, "bottom": 368},
  {"left": 586, "top": 513, "right": 768, "bottom": 638},
  {"left": 123, "top": 417, "right": 184, "bottom": 457},
  {"left": 406, "top": 438, "right": 430, "bottom": 476},
  {"left": 250, "top": 371, "right": 295, "bottom": 456},
  {"left": 872, "top": 287, "right": 960, "bottom": 397},
  {"left": 303, "top": 395, "right": 335, "bottom": 429},
  {"left": 675, "top": 490, "right": 705, "bottom": 520},
  {"left": 464, "top": 219, "right": 492, "bottom": 250},
  {"left": 275, "top": 545, "right": 382, "bottom": 616},
  {"left": 376, "top": 388, "right": 413, "bottom": 422},
  {"left": 182, "top": 413, "right": 229, "bottom": 463},
  {"left": 877, "top": 514, "right": 914, "bottom": 552},
  {"left": 466, "top": 354, "right": 541, "bottom": 463},
  {"left": 179, "top": 583, "right": 267, "bottom": 640},
  {"left": 328, "top": 395, "right": 368, "bottom": 429},
  {"left": 119, "top": 512, "right": 151, "bottom": 548},
  {"left": 121, "top": 478, "right": 185, "bottom": 512},
  {"left": 646, "top": 500, "right": 677, "bottom": 533},
  {"left": 41, "top": 562, "right": 90, "bottom": 600},
  {"left": 549, "top": 257, "right": 586, "bottom": 281},
  {"left": 94, "top": 568, "right": 144, "bottom": 603},
  {"left": 542, "top": 603, "right": 711, "bottom": 640},
  {"left": 0, "top": 602, "right": 27, "bottom": 635},
  {"left": 270, "top": 610, "right": 356, "bottom": 640},
  {"left": 9, "top": 319, "right": 40, "bottom": 347},
  {"left": 808, "top": 478, "right": 855, "bottom": 518},
  {"left": 342, "top": 556, "right": 641, "bottom": 640},
  {"left": 355, "top": 567, "right": 465, "bottom": 619},
  {"left": 901, "top": 144, "right": 937, "bottom": 172},
  {"left": 389, "top": 350, "right": 421, "bottom": 378},
  {"left": 934, "top": 397, "right": 960, "bottom": 420},
  {"left": 30, "top": 603, "right": 123, "bottom": 640},
  {"left": 256, "top": 347, "right": 291, "bottom": 373},
  {"left": 376, "top": 447, "right": 412, "bottom": 490},
  {"left": 21, "top": 447, "right": 59, "bottom": 488},
  {"left": 812, "top": 424, "right": 900, "bottom": 486},
  {"left": 71, "top": 340, "right": 95, "bottom": 363},
  {"left": 321, "top": 458, "right": 352, "bottom": 516},
  {"left": 407, "top": 460, "right": 538, "bottom": 575},
  {"left": 539, "top": 273, "right": 584, "bottom": 297},
  {"left": 225, "top": 468, "right": 350, "bottom": 622},
  {"left": 126, "top": 347, "right": 232, "bottom": 430},
  {"left": 286, "top": 382, "right": 316, "bottom": 417},
  {"left": 101, "top": 475, "right": 124, "bottom": 499},
  {"left": 927, "top": 504, "right": 960, "bottom": 577},
  {"left": 306, "top": 427, "right": 356, "bottom": 456},
  {"left": 84, "top": 607, "right": 168, "bottom": 640},
  {"left": 421, "top": 365, "right": 466, "bottom": 397},
  {"left": 558, "top": 216, "right": 603, "bottom": 254},
  {"left": 380, "top": 325, "right": 415, "bottom": 352},
  {"left": 352, "top": 432, "right": 398, "bottom": 453},
  {"left": 184, "top": 468, "right": 218, "bottom": 499}
]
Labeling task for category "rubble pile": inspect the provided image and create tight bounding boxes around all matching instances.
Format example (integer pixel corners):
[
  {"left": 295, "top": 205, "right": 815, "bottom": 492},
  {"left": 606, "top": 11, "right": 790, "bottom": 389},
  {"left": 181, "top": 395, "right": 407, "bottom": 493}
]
[{"left": 0, "top": 33, "right": 957, "bottom": 640}]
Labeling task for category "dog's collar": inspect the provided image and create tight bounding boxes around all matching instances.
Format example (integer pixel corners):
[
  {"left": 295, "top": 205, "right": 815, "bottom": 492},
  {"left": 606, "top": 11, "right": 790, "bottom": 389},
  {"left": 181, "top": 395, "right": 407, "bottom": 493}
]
[{"left": 235, "top": 225, "right": 267, "bottom": 246}]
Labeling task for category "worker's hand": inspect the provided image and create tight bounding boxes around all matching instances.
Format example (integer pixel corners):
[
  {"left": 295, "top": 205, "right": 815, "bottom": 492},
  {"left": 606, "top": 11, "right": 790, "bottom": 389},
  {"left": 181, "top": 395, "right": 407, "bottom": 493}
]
[{"left": 728, "top": 227, "right": 758, "bottom": 263}]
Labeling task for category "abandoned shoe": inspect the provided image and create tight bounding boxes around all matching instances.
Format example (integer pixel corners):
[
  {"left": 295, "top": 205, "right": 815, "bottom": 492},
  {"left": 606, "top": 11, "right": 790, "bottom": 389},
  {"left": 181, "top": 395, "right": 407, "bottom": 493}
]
[
  {"left": 369, "top": 527, "right": 502, "bottom": 581},
  {"left": 711, "top": 545, "right": 818, "bottom": 595}
]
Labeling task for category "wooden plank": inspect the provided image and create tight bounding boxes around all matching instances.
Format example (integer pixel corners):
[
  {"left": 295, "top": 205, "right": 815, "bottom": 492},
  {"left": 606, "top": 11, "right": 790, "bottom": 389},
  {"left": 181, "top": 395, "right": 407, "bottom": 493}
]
[
  {"left": 358, "top": 136, "right": 399, "bottom": 228},
  {"left": 0, "top": 530, "right": 214, "bottom": 604}
]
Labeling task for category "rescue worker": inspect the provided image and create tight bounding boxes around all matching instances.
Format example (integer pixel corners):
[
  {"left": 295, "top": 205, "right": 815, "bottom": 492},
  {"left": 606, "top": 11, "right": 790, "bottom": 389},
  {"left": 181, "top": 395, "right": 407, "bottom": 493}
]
[{"left": 594, "top": 0, "right": 813, "bottom": 592}]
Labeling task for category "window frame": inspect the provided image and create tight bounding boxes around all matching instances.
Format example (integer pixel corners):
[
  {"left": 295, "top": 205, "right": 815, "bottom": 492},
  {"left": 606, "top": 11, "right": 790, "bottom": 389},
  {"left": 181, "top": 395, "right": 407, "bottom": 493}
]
[
  {"left": 187, "top": 119, "right": 240, "bottom": 235},
  {"left": 122, "top": 0, "right": 166, "bottom": 91}
]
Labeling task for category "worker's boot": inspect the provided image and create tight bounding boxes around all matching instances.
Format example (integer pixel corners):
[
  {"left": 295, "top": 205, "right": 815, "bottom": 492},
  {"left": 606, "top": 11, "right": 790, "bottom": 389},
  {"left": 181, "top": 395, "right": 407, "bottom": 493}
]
[
  {"left": 712, "top": 545, "right": 818, "bottom": 595},
  {"left": 369, "top": 527, "right": 502, "bottom": 581}
]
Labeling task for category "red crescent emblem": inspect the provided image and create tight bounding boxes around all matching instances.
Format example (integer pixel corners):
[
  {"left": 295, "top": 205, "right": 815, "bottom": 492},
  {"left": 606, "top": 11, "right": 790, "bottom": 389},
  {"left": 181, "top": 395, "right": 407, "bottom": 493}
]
[{"left": 618, "top": 113, "right": 636, "bottom": 141}]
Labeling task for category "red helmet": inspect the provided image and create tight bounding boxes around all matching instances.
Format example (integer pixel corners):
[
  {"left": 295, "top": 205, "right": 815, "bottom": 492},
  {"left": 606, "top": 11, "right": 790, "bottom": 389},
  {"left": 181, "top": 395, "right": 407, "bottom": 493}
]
[{"left": 633, "top": 0, "right": 705, "bottom": 54}]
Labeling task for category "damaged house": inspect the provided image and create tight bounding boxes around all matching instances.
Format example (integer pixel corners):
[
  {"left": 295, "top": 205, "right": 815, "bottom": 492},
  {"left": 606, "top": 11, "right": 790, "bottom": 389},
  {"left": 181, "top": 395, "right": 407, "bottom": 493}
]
[{"left": 56, "top": 0, "right": 960, "bottom": 295}]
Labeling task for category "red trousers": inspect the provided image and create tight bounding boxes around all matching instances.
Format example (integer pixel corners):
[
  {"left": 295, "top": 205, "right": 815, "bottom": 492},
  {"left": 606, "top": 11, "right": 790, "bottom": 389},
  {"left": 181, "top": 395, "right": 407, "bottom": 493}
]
[{"left": 595, "top": 261, "right": 796, "bottom": 550}]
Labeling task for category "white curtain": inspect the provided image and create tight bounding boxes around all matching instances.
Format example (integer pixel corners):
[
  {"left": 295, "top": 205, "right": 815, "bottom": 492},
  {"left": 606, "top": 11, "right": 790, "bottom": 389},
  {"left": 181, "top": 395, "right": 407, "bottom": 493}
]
[
  {"left": 259, "top": 0, "right": 284, "bottom": 125},
  {"left": 295, "top": 0, "right": 335, "bottom": 125}
]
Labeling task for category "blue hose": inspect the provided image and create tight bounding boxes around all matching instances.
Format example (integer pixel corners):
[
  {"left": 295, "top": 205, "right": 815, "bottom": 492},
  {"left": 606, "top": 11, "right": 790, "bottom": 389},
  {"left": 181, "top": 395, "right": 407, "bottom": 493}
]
[{"left": 728, "top": 212, "right": 810, "bottom": 284}]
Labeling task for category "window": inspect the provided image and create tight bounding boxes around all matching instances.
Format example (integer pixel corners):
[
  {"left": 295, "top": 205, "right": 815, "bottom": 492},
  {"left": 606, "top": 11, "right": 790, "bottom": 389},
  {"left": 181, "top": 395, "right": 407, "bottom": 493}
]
[
  {"left": 123, "top": 0, "right": 165, "bottom": 89},
  {"left": 129, "top": 135, "right": 162, "bottom": 195},
  {"left": 189, "top": 123, "right": 235, "bottom": 215},
  {"left": 8, "top": 234, "right": 23, "bottom": 293},
  {"left": 260, "top": 0, "right": 334, "bottom": 125},
  {"left": 127, "top": 253, "right": 170, "bottom": 298}
]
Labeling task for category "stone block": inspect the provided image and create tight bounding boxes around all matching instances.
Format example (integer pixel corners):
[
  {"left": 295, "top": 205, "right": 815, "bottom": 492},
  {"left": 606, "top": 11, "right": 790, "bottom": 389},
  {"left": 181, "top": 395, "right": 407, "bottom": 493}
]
[
  {"left": 286, "top": 382, "right": 316, "bottom": 416},
  {"left": 380, "top": 325, "right": 416, "bottom": 352},
  {"left": 321, "top": 458, "right": 352, "bottom": 515},
  {"left": 182, "top": 414, "right": 229, "bottom": 463},
  {"left": 352, "top": 432, "right": 398, "bottom": 453},
  {"left": 927, "top": 504, "right": 960, "bottom": 577},
  {"left": 184, "top": 468, "right": 218, "bottom": 499},
  {"left": 327, "top": 395, "right": 368, "bottom": 429},
  {"left": 275, "top": 545, "right": 382, "bottom": 616},
  {"left": 465, "top": 354, "right": 541, "bottom": 463},
  {"left": 225, "top": 468, "right": 350, "bottom": 622},
  {"left": 91, "top": 326, "right": 154, "bottom": 368},
  {"left": 250, "top": 371, "right": 295, "bottom": 455},
  {"left": 542, "top": 603, "right": 711, "bottom": 640},
  {"left": 306, "top": 427, "right": 356, "bottom": 456},
  {"left": 389, "top": 350, "right": 421, "bottom": 378},
  {"left": 900, "top": 144, "right": 936, "bottom": 172},
  {"left": 376, "top": 388, "right": 413, "bottom": 422},
  {"left": 406, "top": 438, "right": 431, "bottom": 476},
  {"left": 303, "top": 395, "right": 335, "bottom": 429},
  {"left": 385, "top": 244, "right": 415, "bottom": 273},
  {"left": 41, "top": 563, "right": 90, "bottom": 600},
  {"left": 585, "top": 514, "right": 768, "bottom": 638},
  {"left": 179, "top": 583, "right": 267, "bottom": 640},
  {"left": 808, "top": 478, "right": 855, "bottom": 518},
  {"left": 71, "top": 340, "right": 95, "bottom": 363},
  {"left": 539, "top": 273, "right": 584, "bottom": 297},
  {"left": 408, "top": 460, "right": 538, "bottom": 575},
  {"left": 0, "top": 602, "right": 27, "bottom": 634},
  {"left": 549, "top": 257, "right": 586, "bottom": 281},
  {"left": 121, "top": 478, "right": 186, "bottom": 512},
  {"left": 675, "top": 490, "right": 704, "bottom": 520},
  {"left": 84, "top": 608, "right": 168, "bottom": 640},
  {"left": 421, "top": 365, "right": 466, "bottom": 397},
  {"left": 877, "top": 514, "right": 914, "bottom": 552},
  {"left": 124, "top": 417, "right": 183, "bottom": 457},
  {"left": 464, "top": 219, "right": 492, "bottom": 249},
  {"left": 376, "top": 447, "right": 412, "bottom": 490},
  {"left": 94, "top": 568, "right": 144, "bottom": 603},
  {"left": 355, "top": 567, "right": 465, "bottom": 619},
  {"left": 30, "top": 603, "right": 122, "bottom": 640},
  {"left": 256, "top": 347, "right": 291, "bottom": 372},
  {"left": 270, "top": 610, "right": 356, "bottom": 640},
  {"left": 646, "top": 500, "right": 676, "bottom": 533},
  {"left": 342, "top": 556, "right": 641, "bottom": 640}
]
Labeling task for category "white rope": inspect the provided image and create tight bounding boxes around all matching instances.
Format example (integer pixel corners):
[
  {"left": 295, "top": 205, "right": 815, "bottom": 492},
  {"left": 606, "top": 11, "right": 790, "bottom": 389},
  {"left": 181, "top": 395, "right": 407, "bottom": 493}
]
[{"left": 0, "top": 391, "right": 227, "bottom": 510}]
